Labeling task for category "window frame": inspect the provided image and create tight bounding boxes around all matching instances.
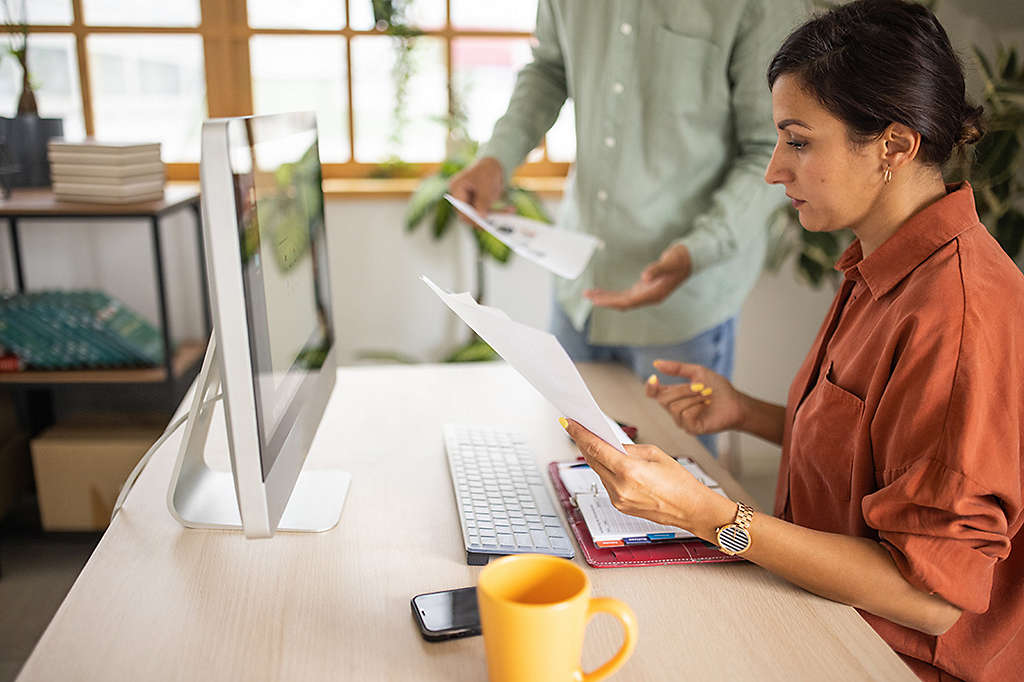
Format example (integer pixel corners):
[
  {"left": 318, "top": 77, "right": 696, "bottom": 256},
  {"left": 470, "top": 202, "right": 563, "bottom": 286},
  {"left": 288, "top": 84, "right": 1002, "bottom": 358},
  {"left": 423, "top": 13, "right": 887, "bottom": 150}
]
[{"left": 10, "top": 0, "right": 570, "bottom": 186}]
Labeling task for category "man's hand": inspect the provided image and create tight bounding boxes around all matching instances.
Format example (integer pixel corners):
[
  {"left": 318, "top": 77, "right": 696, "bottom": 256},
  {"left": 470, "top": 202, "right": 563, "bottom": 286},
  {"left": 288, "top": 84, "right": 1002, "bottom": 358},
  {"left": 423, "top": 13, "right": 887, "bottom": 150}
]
[
  {"left": 585, "top": 243, "right": 692, "bottom": 310},
  {"left": 448, "top": 156, "right": 505, "bottom": 217}
]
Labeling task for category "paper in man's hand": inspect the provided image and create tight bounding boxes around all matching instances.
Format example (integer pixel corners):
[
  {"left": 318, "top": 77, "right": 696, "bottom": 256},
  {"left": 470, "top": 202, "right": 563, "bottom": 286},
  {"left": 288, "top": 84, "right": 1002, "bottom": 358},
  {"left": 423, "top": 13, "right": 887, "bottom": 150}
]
[{"left": 444, "top": 194, "right": 602, "bottom": 280}]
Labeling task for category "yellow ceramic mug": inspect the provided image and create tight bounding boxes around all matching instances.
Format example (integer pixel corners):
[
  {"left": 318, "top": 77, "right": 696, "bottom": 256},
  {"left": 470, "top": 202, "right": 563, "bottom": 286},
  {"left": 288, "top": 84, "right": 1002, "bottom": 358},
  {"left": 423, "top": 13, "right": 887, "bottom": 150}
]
[{"left": 477, "top": 554, "right": 638, "bottom": 682}]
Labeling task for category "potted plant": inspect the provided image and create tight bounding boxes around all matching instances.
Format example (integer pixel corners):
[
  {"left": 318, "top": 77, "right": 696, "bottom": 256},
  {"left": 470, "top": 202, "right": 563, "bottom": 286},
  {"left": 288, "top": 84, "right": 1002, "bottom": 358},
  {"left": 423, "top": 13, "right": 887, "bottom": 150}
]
[
  {"left": 404, "top": 105, "right": 551, "bottom": 361},
  {"left": 0, "top": 0, "right": 64, "bottom": 188}
]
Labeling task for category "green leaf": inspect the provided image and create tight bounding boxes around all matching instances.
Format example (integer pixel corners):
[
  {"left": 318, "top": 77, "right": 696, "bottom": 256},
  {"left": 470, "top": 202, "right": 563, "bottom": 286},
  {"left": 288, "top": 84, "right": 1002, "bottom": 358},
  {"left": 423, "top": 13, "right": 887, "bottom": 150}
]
[
  {"left": 974, "top": 45, "right": 996, "bottom": 84},
  {"left": 445, "top": 338, "right": 499, "bottom": 363},
  {"left": 505, "top": 187, "right": 552, "bottom": 223},
  {"left": 473, "top": 226, "right": 512, "bottom": 263},
  {"left": 1003, "top": 46, "right": 1019, "bottom": 81},
  {"left": 354, "top": 349, "right": 420, "bottom": 364},
  {"left": 405, "top": 173, "right": 449, "bottom": 231},
  {"left": 993, "top": 209, "right": 1024, "bottom": 260},
  {"left": 432, "top": 195, "right": 455, "bottom": 240}
]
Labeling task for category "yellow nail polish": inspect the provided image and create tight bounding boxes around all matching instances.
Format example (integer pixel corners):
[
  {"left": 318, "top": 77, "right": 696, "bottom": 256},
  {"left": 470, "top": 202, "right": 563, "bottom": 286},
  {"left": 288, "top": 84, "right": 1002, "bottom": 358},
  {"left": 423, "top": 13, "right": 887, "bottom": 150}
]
[
  {"left": 647, "top": 374, "right": 658, "bottom": 385},
  {"left": 701, "top": 387, "right": 713, "bottom": 396},
  {"left": 558, "top": 417, "right": 569, "bottom": 430},
  {"left": 690, "top": 382, "right": 704, "bottom": 392}
]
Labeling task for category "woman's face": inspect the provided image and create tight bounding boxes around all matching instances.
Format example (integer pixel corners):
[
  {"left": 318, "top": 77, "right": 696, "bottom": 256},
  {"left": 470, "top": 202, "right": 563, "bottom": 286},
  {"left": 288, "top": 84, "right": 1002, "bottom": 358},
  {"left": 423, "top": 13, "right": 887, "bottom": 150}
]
[{"left": 764, "top": 74, "right": 885, "bottom": 233}]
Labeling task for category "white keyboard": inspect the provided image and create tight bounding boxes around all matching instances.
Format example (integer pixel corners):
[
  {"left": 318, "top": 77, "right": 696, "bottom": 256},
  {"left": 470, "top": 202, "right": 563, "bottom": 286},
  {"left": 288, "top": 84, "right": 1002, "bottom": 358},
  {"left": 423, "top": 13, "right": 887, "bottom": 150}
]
[{"left": 444, "top": 424, "right": 575, "bottom": 565}]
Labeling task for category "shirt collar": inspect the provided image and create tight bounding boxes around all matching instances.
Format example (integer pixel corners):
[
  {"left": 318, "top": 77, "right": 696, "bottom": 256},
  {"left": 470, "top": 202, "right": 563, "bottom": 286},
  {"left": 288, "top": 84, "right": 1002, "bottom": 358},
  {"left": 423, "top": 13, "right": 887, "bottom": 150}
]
[{"left": 835, "top": 183, "right": 981, "bottom": 300}]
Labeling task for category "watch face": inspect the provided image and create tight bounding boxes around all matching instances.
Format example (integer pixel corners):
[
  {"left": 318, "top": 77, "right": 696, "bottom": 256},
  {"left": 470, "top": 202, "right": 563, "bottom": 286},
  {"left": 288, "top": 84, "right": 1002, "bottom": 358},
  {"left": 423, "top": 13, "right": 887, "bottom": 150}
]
[{"left": 717, "top": 525, "right": 751, "bottom": 555}]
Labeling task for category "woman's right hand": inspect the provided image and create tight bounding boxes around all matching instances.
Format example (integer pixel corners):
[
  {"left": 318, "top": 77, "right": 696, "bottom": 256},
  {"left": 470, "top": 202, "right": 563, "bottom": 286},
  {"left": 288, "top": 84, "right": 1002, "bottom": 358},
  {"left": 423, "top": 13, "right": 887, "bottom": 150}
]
[{"left": 646, "top": 359, "right": 747, "bottom": 435}]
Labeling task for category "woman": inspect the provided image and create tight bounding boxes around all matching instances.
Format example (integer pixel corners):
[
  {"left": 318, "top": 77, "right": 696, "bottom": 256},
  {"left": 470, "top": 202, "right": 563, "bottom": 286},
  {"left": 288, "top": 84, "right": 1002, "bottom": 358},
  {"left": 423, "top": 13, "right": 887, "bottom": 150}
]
[{"left": 561, "top": 1, "right": 1023, "bottom": 680}]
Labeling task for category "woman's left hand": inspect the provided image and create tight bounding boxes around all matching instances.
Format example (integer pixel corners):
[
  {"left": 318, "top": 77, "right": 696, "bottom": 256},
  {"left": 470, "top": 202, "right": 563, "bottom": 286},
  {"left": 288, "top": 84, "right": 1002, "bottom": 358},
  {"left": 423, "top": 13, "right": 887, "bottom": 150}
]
[{"left": 561, "top": 418, "right": 714, "bottom": 534}]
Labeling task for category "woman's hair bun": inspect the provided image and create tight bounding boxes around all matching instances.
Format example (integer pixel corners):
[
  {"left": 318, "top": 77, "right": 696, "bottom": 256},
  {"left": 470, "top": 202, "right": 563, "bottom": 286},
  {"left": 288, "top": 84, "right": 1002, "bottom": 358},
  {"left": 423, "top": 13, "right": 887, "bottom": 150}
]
[{"left": 957, "top": 104, "right": 985, "bottom": 147}]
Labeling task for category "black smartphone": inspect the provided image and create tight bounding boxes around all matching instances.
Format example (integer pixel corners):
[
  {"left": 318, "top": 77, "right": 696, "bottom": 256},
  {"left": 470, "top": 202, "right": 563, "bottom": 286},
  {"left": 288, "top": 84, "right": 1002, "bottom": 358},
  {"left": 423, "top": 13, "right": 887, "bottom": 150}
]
[{"left": 411, "top": 586, "right": 481, "bottom": 641}]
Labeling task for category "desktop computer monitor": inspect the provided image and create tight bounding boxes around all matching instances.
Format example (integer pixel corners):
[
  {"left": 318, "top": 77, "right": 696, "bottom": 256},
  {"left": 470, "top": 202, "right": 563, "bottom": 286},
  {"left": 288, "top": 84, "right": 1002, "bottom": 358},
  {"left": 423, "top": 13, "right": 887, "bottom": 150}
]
[{"left": 167, "top": 111, "right": 350, "bottom": 538}]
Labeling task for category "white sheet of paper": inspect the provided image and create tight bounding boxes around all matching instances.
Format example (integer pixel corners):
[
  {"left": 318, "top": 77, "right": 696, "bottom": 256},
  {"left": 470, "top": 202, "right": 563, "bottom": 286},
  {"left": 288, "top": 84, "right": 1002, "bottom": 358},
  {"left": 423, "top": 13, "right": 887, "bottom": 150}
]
[
  {"left": 444, "top": 194, "right": 602, "bottom": 280},
  {"left": 421, "top": 276, "right": 628, "bottom": 453}
]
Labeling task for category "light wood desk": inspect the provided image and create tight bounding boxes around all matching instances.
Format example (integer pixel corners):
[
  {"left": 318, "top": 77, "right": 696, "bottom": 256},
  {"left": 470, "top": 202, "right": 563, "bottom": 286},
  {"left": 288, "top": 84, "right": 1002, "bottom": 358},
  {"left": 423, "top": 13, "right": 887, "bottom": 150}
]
[{"left": 17, "top": 363, "right": 915, "bottom": 681}]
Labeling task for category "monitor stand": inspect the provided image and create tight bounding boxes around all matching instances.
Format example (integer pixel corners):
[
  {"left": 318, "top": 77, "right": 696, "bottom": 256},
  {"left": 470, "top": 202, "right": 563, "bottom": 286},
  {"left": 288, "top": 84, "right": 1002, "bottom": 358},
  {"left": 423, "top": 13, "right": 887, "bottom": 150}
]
[{"left": 166, "top": 333, "right": 351, "bottom": 533}]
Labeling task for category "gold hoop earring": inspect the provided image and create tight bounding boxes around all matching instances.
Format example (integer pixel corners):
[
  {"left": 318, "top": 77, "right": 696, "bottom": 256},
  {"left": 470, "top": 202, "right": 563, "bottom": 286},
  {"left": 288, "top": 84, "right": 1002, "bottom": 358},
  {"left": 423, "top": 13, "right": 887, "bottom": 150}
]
[{"left": 884, "top": 166, "right": 893, "bottom": 184}]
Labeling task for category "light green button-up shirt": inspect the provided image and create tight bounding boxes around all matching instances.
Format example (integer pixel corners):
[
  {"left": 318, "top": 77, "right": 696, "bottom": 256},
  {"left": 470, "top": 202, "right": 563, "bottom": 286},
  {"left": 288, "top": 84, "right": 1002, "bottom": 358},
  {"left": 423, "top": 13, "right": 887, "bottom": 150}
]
[{"left": 479, "top": 0, "right": 807, "bottom": 346}]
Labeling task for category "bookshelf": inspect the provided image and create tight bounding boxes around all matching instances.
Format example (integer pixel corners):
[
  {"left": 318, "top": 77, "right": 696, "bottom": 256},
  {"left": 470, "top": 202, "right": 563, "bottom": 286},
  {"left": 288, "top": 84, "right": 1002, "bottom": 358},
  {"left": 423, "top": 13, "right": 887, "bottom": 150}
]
[{"left": 0, "top": 184, "right": 209, "bottom": 397}]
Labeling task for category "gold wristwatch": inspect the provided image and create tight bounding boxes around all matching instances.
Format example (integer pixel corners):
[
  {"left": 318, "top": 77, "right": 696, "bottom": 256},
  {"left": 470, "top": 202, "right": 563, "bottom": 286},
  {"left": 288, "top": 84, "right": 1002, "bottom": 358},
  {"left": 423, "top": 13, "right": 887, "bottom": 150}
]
[{"left": 715, "top": 501, "right": 754, "bottom": 556}]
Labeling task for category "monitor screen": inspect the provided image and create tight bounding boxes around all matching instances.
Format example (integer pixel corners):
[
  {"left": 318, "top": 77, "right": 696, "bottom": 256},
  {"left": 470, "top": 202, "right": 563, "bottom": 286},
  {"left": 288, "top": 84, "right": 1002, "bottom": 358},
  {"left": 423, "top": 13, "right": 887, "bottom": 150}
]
[{"left": 226, "top": 113, "right": 333, "bottom": 479}]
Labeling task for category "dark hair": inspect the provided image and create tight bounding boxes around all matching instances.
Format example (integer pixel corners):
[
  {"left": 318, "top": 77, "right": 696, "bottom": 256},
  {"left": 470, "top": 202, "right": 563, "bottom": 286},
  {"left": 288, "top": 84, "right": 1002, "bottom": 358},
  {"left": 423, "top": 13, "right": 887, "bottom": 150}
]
[{"left": 767, "top": 0, "right": 983, "bottom": 165}]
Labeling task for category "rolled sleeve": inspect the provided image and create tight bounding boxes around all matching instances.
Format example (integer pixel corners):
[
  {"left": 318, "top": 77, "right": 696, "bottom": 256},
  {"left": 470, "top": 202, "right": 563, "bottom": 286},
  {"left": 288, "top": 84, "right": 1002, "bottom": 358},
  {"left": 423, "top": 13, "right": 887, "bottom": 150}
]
[{"left": 863, "top": 458, "right": 1011, "bottom": 614}]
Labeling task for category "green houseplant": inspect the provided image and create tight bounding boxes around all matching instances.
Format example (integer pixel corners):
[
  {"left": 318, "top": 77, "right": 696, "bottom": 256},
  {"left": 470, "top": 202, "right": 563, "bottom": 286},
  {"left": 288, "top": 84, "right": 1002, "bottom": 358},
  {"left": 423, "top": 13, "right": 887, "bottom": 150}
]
[
  {"left": 403, "top": 116, "right": 551, "bottom": 361},
  {"left": 949, "top": 44, "right": 1024, "bottom": 260}
]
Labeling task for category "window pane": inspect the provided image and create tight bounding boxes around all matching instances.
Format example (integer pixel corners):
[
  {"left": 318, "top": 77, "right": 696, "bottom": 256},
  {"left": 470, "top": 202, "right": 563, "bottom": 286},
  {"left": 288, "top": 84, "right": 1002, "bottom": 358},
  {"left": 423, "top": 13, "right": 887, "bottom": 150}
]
[
  {"left": 0, "top": 34, "right": 84, "bottom": 139},
  {"left": 83, "top": 0, "right": 199, "bottom": 26},
  {"left": 25, "top": 0, "right": 73, "bottom": 24},
  {"left": 451, "top": 0, "right": 537, "bottom": 31},
  {"left": 88, "top": 35, "right": 206, "bottom": 161},
  {"left": 351, "top": 36, "right": 445, "bottom": 162},
  {"left": 247, "top": 0, "right": 343, "bottom": 29},
  {"left": 452, "top": 38, "right": 532, "bottom": 147},
  {"left": 250, "top": 36, "right": 349, "bottom": 162},
  {"left": 349, "top": 0, "right": 445, "bottom": 31},
  {"left": 546, "top": 101, "right": 575, "bottom": 162}
]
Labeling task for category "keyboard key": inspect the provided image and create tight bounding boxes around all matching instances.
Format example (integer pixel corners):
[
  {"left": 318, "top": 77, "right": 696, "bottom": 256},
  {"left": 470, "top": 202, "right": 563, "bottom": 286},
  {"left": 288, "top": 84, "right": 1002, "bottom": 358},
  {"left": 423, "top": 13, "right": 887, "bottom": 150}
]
[
  {"left": 514, "top": 533, "right": 533, "bottom": 548},
  {"left": 531, "top": 530, "right": 550, "bottom": 548}
]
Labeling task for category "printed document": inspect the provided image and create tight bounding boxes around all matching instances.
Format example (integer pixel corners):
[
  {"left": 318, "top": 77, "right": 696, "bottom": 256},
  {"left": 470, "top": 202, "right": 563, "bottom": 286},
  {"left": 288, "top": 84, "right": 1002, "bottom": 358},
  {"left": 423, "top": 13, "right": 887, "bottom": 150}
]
[
  {"left": 444, "top": 194, "right": 602, "bottom": 280},
  {"left": 421, "top": 276, "right": 628, "bottom": 453},
  {"left": 557, "top": 459, "right": 729, "bottom": 547}
]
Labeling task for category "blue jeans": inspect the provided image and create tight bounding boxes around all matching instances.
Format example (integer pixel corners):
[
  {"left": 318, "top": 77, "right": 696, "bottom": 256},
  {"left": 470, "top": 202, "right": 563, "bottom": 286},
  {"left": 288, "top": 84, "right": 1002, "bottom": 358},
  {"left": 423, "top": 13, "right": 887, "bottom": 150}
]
[{"left": 550, "top": 304, "right": 736, "bottom": 456}]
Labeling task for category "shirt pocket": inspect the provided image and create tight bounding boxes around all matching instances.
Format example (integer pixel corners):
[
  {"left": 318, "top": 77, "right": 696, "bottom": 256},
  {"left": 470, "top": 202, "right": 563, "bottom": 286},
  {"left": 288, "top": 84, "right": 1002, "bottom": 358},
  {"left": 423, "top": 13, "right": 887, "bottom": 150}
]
[
  {"left": 790, "top": 363, "right": 865, "bottom": 502},
  {"left": 646, "top": 26, "right": 727, "bottom": 116}
]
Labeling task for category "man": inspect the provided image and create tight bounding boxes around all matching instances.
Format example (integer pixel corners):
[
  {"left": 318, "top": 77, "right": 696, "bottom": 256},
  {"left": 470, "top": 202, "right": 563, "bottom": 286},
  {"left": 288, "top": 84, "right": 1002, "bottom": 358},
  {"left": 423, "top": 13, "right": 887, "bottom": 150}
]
[{"left": 451, "top": 1, "right": 804, "bottom": 454}]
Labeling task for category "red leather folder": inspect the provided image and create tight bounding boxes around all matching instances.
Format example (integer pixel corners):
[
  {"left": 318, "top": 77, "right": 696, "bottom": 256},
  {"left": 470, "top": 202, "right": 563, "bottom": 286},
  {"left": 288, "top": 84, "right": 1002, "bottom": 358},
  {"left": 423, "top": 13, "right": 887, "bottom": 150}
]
[{"left": 547, "top": 461, "right": 743, "bottom": 568}]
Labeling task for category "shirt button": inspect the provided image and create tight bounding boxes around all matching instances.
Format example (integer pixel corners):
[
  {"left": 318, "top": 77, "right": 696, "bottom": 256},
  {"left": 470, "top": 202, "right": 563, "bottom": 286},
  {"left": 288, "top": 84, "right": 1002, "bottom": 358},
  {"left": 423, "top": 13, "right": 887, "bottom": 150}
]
[
  {"left": 604, "top": 136, "right": 616, "bottom": 148},
  {"left": 612, "top": 82, "right": 624, "bottom": 94},
  {"left": 620, "top": 23, "right": 632, "bottom": 35},
  {"left": 597, "top": 190, "right": 608, "bottom": 201}
]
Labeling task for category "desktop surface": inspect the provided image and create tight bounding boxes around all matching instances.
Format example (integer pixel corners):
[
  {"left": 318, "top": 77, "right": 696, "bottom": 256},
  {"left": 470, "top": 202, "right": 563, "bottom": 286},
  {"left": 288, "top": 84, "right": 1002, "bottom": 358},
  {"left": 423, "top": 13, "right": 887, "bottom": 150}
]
[{"left": 16, "top": 363, "right": 915, "bottom": 682}]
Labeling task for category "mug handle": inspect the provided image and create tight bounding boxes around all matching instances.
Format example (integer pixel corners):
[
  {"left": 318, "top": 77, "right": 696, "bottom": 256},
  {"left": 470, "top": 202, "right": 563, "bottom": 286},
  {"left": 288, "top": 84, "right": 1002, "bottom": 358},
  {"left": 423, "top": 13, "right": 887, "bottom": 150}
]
[{"left": 581, "top": 597, "right": 638, "bottom": 682}]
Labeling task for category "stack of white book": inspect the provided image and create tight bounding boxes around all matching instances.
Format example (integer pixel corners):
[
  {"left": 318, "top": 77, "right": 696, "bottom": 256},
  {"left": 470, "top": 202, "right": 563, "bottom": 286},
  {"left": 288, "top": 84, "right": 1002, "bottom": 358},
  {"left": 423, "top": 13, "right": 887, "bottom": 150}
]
[{"left": 48, "top": 140, "right": 164, "bottom": 204}]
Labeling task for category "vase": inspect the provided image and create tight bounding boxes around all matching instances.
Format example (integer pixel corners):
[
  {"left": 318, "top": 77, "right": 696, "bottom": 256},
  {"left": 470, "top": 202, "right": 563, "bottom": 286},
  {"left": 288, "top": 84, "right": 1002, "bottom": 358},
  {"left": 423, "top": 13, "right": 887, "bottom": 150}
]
[{"left": 0, "top": 115, "right": 64, "bottom": 188}]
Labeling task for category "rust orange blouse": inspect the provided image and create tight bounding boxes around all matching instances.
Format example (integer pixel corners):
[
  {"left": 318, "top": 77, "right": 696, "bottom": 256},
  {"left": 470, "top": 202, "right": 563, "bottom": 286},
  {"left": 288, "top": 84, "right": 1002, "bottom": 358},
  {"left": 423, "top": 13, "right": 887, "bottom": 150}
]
[{"left": 774, "top": 184, "right": 1024, "bottom": 682}]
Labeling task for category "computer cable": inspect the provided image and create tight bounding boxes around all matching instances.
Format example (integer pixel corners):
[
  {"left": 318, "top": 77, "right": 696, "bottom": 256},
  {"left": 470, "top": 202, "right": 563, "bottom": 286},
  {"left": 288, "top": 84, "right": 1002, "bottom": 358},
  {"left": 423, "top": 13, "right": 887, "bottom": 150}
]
[{"left": 110, "top": 393, "right": 223, "bottom": 523}]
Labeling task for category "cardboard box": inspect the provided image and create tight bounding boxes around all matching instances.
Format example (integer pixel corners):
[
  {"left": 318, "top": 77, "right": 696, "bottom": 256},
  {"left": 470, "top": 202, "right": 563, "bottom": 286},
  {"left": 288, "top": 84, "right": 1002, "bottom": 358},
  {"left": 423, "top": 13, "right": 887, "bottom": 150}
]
[{"left": 30, "top": 424, "right": 161, "bottom": 531}]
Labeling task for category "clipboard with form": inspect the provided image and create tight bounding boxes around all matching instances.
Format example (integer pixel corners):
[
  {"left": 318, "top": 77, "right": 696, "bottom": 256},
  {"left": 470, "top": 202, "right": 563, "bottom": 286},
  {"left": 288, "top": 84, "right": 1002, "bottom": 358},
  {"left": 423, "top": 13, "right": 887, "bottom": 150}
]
[
  {"left": 557, "top": 459, "right": 729, "bottom": 548},
  {"left": 547, "top": 461, "right": 742, "bottom": 568}
]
